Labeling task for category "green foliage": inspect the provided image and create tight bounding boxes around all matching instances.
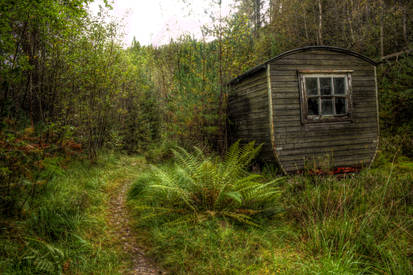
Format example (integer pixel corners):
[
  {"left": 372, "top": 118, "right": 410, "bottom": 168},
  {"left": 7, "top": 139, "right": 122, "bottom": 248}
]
[
  {"left": 148, "top": 36, "right": 223, "bottom": 148},
  {"left": 144, "top": 139, "right": 178, "bottom": 164},
  {"left": 141, "top": 220, "right": 302, "bottom": 274},
  {"left": 128, "top": 141, "right": 284, "bottom": 226},
  {"left": 0, "top": 154, "right": 123, "bottom": 274},
  {"left": 378, "top": 56, "right": 413, "bottom": 157},
  {"left": 128, "top": 160, "right": 412, "bottom": 274},
  {"left": 1, "top": 0, "right": 160, "bottom": 161},
  {"left": 2, "top": 0, "right": 411, "bottom": 159},
  {"left": 118, "top": 89, "right": 160, "bottom": 154},
  {"left": 0, "top": 120, "right": 79, "bottom": 216},
  {"left": 1, "top": 0, "right": 411, "bottom": 274},
  {"left": 284, "top": 167, "right": 413, "bottom": 274}
]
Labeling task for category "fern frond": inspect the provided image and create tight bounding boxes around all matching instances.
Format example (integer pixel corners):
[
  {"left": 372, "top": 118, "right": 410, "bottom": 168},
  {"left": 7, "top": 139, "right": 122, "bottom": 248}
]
[{"left": 128, "top": 141, "right": 285, "bottom": 226}]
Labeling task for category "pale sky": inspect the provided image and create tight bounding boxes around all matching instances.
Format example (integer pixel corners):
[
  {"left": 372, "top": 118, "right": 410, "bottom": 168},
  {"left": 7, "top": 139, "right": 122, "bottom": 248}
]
[{"left": 88, "top": 0, "right": 234, "bottom": 46}]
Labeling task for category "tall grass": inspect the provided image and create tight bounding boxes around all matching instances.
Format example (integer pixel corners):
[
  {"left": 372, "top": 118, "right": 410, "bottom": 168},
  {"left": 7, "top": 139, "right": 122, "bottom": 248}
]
[
  {"left": 128, "top": 141, "right": 284, "bottom": 226},
  {"left": 284, "top": 168, "right": 413, "bottom": 274},
  {"left": 0, "top": 154, "right": 123, "bottom": 274},
  {"left": 128, "top": 145, "right": 412, "bottom": 274}
]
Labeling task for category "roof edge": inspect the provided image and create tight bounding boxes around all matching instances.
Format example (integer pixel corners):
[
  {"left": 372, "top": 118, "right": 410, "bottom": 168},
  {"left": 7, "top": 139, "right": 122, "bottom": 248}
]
[{"left": 228, "top": 46, "right": 378, "bottom": 85}]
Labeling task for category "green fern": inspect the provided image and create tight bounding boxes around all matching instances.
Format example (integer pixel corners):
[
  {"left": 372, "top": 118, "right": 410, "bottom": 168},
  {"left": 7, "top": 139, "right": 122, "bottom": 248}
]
[
  {"left": 23, "top": 237, "right": 65, "bottom": 274},
  {"left": 128, "top": 141, "right": 284, "bottom": 226}
]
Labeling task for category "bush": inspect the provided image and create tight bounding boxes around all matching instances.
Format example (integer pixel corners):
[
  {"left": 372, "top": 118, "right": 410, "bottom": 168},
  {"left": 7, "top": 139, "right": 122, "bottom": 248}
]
[
  {"left": 128, "top": 141, "right": 284, "bottom": 226},
  {"left": 0, "top": 120, "right": 82, "bottom": 216},
  {"left": 143, "top": 139, "right": 177, "bottom": 163},
  {"left": 378, "top": 56, "right": 413, "bottom": 158}
]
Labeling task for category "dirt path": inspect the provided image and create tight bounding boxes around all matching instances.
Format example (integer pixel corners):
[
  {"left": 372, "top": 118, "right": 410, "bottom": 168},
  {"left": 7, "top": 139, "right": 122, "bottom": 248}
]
[{"left": 108, "top": 178, "right": 164, "bottom": 275}]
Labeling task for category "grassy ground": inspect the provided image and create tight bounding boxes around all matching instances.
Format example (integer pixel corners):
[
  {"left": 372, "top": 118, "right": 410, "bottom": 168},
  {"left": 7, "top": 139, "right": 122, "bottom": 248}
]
[
  {"left": 0, "top": 153, "right": 146, "bottom": 274},
  {"left": 128, "top": 147, "right": 413, "bottom": 275},
  {"left": 1, "top": 150, "right": 411, "bottom": 274}
]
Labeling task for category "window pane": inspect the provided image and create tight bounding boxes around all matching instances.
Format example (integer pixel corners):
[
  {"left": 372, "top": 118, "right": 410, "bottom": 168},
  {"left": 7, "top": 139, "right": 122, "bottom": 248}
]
[
  {"left": 334, "top": 77, "right": 345, "bottom": 95},
  {"left": 320, "top": 77, "right": 332, "bottom": 95},
  {"left": 305, "top": 78, "right": 318, "bottom": 95},
  {"left": 308, "top": 98, "right": 319, "bottom": 115},
  {"left": 321, "top": 99, "right": 333, "bottom": 115},
  {"left": 335, "top": 97, "right": 346, "bottom": 114}
]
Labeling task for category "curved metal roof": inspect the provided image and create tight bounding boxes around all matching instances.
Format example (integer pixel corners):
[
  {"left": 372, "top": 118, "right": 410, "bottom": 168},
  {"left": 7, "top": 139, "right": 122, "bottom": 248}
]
[{"left": 228, "top": 46, "right": 378, "bottom": 85}]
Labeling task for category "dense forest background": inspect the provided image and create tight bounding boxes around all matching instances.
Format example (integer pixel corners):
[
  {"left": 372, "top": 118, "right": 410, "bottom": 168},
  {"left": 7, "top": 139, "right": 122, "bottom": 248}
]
[{"left": 1, "top": 0, "right": 412, "bottom": 213}]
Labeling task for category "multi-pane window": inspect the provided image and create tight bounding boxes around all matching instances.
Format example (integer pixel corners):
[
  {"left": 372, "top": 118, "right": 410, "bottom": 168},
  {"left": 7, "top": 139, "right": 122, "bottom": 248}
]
[{"left": 299, "top": 72, "right": 352, "bottom": 122}]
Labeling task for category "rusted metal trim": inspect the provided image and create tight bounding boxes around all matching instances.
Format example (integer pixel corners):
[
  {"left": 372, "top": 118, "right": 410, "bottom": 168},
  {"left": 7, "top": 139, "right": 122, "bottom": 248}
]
[
  {"left": 369, "top": 66, "right": 380, "bottom": 168},
  {"left": 299, "top": 69, "right": 354, "bottom": 73},
  {"left": 267, "top": 64, "right": 287, "bottom": 175},
  {"left": 296, "top": 166, "right": 361, "bottom": 176}
]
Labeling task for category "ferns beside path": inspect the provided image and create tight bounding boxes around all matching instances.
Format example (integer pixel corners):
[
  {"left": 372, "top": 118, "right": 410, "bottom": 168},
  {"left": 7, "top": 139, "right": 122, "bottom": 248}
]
[{"left": 128, "top": 141, "right": 284, "bottom": 226}]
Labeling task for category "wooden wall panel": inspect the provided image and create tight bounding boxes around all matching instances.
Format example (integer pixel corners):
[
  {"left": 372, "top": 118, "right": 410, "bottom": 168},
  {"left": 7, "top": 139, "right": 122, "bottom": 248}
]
[
  {"left": 269, "top": 50, "right": 378, "bottom": 172},
  {"left": 228, "top": 70, "right": 273, "bottom": 160},
  {"left": 228, "top": 48, "right": 378, "bottom": 173}
]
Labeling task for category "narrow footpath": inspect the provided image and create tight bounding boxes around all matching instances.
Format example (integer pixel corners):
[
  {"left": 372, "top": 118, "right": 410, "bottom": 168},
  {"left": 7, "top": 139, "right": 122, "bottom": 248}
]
[{"left": 107, "top": 161, "right": 164, "bottom": 275}]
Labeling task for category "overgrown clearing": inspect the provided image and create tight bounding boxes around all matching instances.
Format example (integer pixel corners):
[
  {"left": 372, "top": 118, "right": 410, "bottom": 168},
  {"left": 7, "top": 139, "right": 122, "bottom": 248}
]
[
  {"left": 1, "top": 149, "right": 410, "bottom": 274},
  {"left": 127, "top": 145, "right": 412, "bottom": 274},
  {"left": 1, "top": 0, "right": 412, "bottom": 274},
  {"left": 0, "top": 154, "right": 149, "bottom": 274}
]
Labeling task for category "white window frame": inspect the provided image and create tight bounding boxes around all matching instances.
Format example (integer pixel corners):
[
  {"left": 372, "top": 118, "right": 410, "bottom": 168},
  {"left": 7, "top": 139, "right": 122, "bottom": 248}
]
[{"left": 298, "top": 70, "right": 353, "bottom": 123}]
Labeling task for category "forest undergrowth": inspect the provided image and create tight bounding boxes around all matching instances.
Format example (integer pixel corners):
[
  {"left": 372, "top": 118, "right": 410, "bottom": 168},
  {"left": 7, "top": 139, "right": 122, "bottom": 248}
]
[
  {"left": 128, "top": 143, "right": 413, "bottom": 274},
  {"left": 0, "top": 153, "right": 149, "bottom": 274},
  {"left": 1, "top": 0, "right": 412, "bottom": 274},
  {"left": 0, "top": 143, "right": 411, "bottom": 274}
]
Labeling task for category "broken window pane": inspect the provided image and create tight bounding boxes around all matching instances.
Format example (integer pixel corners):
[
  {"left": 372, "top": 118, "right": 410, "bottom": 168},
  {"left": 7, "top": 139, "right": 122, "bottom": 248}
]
[
  {"left": 320, "top": 77, "right": 332, "bottom": 95},
  {"left": 305, "top": 78, "right": 318, "bottom": 95},
  {"left": 321, "top": 99, "right": 333, "bottom": 115},
  {"left": 302, "top": 74, "right": 351, "bottom": 121},
  {"left": 308, "top": 98, "right": 319, "bottom": 115},
  {"left": 334, "top": 77, "right": 345, "bottom": 95},
  {"left": 335, "top": 97, "right": 346, "bottom": 114}
]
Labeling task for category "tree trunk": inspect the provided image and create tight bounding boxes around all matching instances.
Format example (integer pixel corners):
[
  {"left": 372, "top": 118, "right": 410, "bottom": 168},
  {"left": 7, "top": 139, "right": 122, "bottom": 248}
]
[
  {"left": 402, "top": 4, "right": 408, "bottom": 46},
  {"left": 318, "top": 0, "right": 323, "bottom": 45},
  {"left": 379, "top": 0, "right": 385, "bottom": 58},
  {"left": 303, "top": 6, "right": 309, "bottom": 42},
  {"left": 253, "top": 0, "right": 262, "bottom": 38},
  {"left": 347, "top": 0, "right": 355, "bottom": 46},
  {"left": 218, "top": 0, "right": 225, "bottom": 154}
]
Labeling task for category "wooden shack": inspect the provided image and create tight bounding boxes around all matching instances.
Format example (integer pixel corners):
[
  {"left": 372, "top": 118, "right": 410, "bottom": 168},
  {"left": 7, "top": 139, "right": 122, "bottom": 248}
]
[{"left": 228, "top": 46, "right": 379, "bottom": 174}]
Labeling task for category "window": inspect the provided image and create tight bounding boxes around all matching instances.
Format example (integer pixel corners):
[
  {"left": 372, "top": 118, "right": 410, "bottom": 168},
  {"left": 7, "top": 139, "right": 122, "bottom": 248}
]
[{"left": 299, "top": 71, "right": 352, "bottom": 123}]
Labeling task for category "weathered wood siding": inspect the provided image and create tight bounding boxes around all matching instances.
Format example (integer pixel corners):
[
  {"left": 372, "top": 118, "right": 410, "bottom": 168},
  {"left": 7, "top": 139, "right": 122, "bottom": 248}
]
[
  {"left": 269, "top": 50, "right": 379, "bottom": 172},
  {"left": 228, "top": 70, "right": 273, "bottom": 159}
]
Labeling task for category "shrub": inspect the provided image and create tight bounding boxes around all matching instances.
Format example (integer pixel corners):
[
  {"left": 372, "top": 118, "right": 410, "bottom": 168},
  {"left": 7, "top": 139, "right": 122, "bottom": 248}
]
[
  {"left": 143, "top": 139, "right": 177, "bottom": 163},
  {"left": 378, "top": 56, "right": 413, "bottom": 158},
  {"left": 0, "top": 120, "right": 82, "bottom": 216},
  {"left": 128, "top": 141, "right": 284, "bottom": 226}
]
